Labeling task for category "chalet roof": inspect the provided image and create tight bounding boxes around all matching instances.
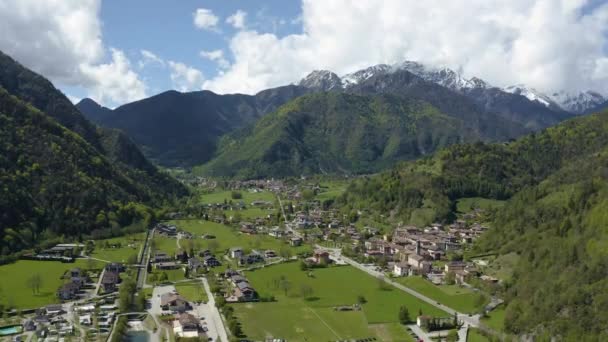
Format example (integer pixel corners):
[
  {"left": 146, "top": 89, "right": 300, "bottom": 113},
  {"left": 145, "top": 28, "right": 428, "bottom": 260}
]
[{"left": 176, "top": 313, "right": 199, "bottom": 327}]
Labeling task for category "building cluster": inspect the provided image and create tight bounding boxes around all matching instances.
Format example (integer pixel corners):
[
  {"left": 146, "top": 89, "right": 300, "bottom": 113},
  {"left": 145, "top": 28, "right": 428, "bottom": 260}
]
[
  {"left": 157, "top": 291, "right": 207, "bottom": 338},
  {"left": 223, "top": 269, "right": 257, "bottom": 302},
  {"left": 56, "top": 268, "right": 92, "bottom": 301}
]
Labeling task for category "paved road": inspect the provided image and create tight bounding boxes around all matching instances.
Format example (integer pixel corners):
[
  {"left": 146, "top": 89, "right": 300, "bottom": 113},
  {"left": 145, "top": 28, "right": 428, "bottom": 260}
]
[
  {"left": 137, "top": 228, "right": 154, "bottom": 289},
  {"left": 199, "top": 277, "right": 229, "bottom": 342},
  {"left": 317, "top": 245, "right": 481, "bottom": 328}
]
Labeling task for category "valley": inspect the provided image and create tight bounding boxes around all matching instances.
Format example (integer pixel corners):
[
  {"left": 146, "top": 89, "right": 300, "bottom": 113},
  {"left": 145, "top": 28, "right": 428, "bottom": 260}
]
[{"left": 1, "top": 12, "right": 607, "bottom": 341}]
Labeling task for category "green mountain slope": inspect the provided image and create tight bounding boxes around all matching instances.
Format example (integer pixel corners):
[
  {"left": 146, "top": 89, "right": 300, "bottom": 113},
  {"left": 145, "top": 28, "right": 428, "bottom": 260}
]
[
  {"left": 0, "top": 51, "right": 187, "bottom": 260},
  {"left": 337, "top": 110, "right": 608, "bottom": 339},
  {"left": 197, "top": 92, "right": 479, "bottom": 178}
]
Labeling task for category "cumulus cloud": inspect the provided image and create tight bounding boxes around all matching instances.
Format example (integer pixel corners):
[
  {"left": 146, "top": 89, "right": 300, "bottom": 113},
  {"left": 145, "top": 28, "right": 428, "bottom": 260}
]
[
  {"left": 81, "top": 48, "right": 147, "bottom": 105},
  {"left": 193, "top": 8, "right": 219, "bottom": 31},
  {"left": 168, "top": 61, "right": 204, "bottom": 92},
  {"left": 200, "top": 49, "right": 230, "bottom": 69},
  {"left": 204, "top": 0, "right": 608, "bottom": 95},
  {"left": 138, "top": 49, "right": 165, "bottom": 68},
  {"left": 0, "top": 0, "right": 147, "bottom": 106},
  {"left": 226, "top": 10, "right": 247, "bottom": 29}
]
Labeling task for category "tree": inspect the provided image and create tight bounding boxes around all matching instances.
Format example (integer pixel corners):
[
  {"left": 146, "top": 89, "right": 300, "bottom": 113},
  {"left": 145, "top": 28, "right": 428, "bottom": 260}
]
[
  {"left": 231, "top": 191, "right": 242, "bottom": 200},
  {"left": 357, "top": 295, "right": 367, "bottom": 305},
  {"left": 207, "top": 240, "right": 219, "bottom": 254},
  {"left": 26, "top": 273, "right": 42, "bottom": 295},
  {"left": 300, "top": 284, "right": 314, "bottom": 299},
  {"left": 398, "top": 306, "right": 411, "bottom": 324},
  {"left": 149, "top": 273, "right": 158, "bottom": 284},
  {"left": 159, "top": 272, "right": 169, "bottom": 282},
  {"left": 446, "top": 329, "right": 459, "bottom": 342},
  {"left": 127, "top": 254, "right": 138, "bottom": 265},
  {"left": 279, "top": 247, "right": 292, "bottom": 259},
  {"left": 445, "top": 271, "right": 456, "bottom": 285},
  {"left": 279, "top": 277, "right": 291, "bottom": 296}
]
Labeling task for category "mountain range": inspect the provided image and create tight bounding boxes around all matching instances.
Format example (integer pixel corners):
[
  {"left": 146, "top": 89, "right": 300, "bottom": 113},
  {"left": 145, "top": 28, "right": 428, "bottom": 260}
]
[
  {"left": 76, "top": 59, "right": 601, "bottom": 177},
  {"left": 0, "top": 50, "right": 186, "bottom": 259}
]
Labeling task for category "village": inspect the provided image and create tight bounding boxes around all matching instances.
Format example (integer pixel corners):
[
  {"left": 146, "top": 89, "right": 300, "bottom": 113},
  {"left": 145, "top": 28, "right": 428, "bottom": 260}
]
[{"left": 0, "top": 179, "right": 505, "bottom": 342}]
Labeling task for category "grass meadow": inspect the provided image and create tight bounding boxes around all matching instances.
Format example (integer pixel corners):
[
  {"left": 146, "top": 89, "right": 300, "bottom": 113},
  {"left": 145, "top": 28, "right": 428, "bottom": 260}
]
[{"left": 233, "top": 262, "right": 445, "bottom": 341}]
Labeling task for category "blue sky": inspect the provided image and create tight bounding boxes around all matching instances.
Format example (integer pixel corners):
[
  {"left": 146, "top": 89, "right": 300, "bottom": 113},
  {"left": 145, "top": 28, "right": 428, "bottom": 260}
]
[
  {"left": 1, "top": 1, "right": 607, "bottom": 108},
  {"left": 62, "top": 0, "right": 303, "bottom": 103}
]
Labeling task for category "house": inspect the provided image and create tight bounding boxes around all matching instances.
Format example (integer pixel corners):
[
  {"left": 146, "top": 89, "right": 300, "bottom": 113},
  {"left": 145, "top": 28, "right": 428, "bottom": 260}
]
[
  {"left": 156, "top": 262, "right": 179, "bottom": 270},
  {"left": 173, "top": 313, "right": 200, "bottom": 338},
  {"left": 269, "top": 228, "right": 285, "bottom": 238},
  {"left": 157, "top": 224, "right": 178, "bottom": 236},
  {"left": 175, "top": 249, "right": 189, "bottom": 263},
  {"left": 69, "top": 268, "right": 82, "bottom": 278},
  {"left": 234, "top": 282, "right": 257, "bottom": 301},
  {"left": 393, "top": 262, "right": 410, "bottom": 277},
  {"left": 105, "top": 263, "right": 125, "bottom": 273},
  {"left": 187, "top": 257, "right": 204, "bottom": 271},
  {"left": 407, "top": 254, "right": 425, "bottom": 269},
  {"left": 224, "top": 268, "right": 239, "bottom": 278},
  {"left": 444, "top": 261, "right": 467, "bottom": 274},
  {"left": 290, "top": 237, "right": 303, "bottom": 246},
  {"left": 240, "top": 222, "right": 256, "bottom": 234},
  {"left": 239, "top": 253, "right": 264, "bottom": 266},
  {"left": 417, "top": 315, "right": 432, "bottom": 329},
  {"left": 264, "top": 250, "right": 277, "bottom": 258},
  {"left": 79, "top": 315, "right": 92, "bottom": 325},
  {"left": 203, "top": 255, "right": 221, "bottom": 267},
  {"left": 229, "top": 247, "right": 243, "bottom": 259},
  {"left": 160, "top": 293, "right": 190, "bottom": 312},
  {"left": 57, "top": 282, "right": 80, "bottom": 300},
  {"left": 313, "top": 250, "right": 330, "bottom": 264},
  {"left": 45, "top": 305, "right": 64, "bottom": 316},
  {"left": 153, "top": 252, "right": 172, "bottom": 263},
  {"left": 23, "top": 320, "right": 36, "bottom": 332},
  {"left": 101, "top": 271, "right": 120, "bottom": 293}
]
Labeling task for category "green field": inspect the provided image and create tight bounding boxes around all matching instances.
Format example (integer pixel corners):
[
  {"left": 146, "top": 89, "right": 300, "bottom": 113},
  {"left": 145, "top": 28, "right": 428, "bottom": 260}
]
[
  {"left": 234, "top": 262, "right": 446, "bottom": 341},
  {"left": 222, "top": 207, "right": 276, "bottom": 220},
  {"left": 91, "top": 233, "right": 145, "bottom": 263},
  {"left": 147, "top": 268, "right": 185, "bottom": 283},
  {"left": 394, "top": 276, "right": 486, "bottom": 313},
  {"left": 151, "top": 236, "right": 179, "bottom": 255},
  {"left": 467, "top": 328, "right": 490, "bottom": 342},
  {"left": 314, "top": 180, "right": 348, "bottom": 201},
  {"left": 168, "top": 220, "right": 311, "bottom": 255},
  {"left": 200, "top": 190, "right": 275, "bottom": 205},
  {"left": 456, "top": 197, "right": 505, "bottom": 213},
  {"left": 0, "top": 259, "right": 104, "bottom": 309},
  {"left": 481, "top": 305, "right": 505, "bottom": 331},
  {"left": 175, "top": 281, "right": 208, "bottom": 303}
]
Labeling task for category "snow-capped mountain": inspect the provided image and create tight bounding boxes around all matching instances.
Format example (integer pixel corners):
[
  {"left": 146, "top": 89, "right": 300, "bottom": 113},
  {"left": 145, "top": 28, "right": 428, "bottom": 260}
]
[
  {"left": 298, "top": 70, "right": 342, "bottom": 91},
  {"left": 549, "top": 90, "right": 606, "bottom": 114},
  {"left": 503, "top": 85, "right": 561, "bottom": 109}
]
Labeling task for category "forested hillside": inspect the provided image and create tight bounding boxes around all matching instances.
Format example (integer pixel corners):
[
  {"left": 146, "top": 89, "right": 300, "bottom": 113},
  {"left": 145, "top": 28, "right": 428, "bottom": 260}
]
[
  {"left": 0, "top": 51, "right": 187, "bottom": 261},
  {"left": 198, "top": 92, "right": 479, "bottom": 178},
  {"left": 337, "top": 110, "right": 608, "bottom": 339},
  {"left": 77, "top": 85, "right": 311, "bottom": 166}
]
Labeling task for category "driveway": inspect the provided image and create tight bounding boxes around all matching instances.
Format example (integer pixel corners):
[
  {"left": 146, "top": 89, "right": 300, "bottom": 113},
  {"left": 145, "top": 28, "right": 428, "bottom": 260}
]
[{"left": 196, "top": 277, "right": 229, "bottom": 342}]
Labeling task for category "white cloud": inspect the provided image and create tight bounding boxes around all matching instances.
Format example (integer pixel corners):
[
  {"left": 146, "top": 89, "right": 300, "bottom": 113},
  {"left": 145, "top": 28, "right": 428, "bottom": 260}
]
[
  {"left": 193, "top": 8, "right": 219, "bottom": 31},
  {"left": 168, "top": 61, "right": 204, "bottom": 92},
  {"left": 200, "top": 49, "right": 230, "bottom": 69},
  {"left": 204, "top": 0, "right": 608, "bottom": 95},
  {"left": 226, "top": 10, "right": 247, "bottom": 29},
  {"left": 81, "top": 48, "right": 147, "bottom": 105},
  {"left": 138, "top": 49, "right": 165, "bottom": 68},
  {"left": 66, "top": 94, "right": 81, "bottom": 104},
  {"left": 0, "top": 0, "right": 147, "bottom": 106}
]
